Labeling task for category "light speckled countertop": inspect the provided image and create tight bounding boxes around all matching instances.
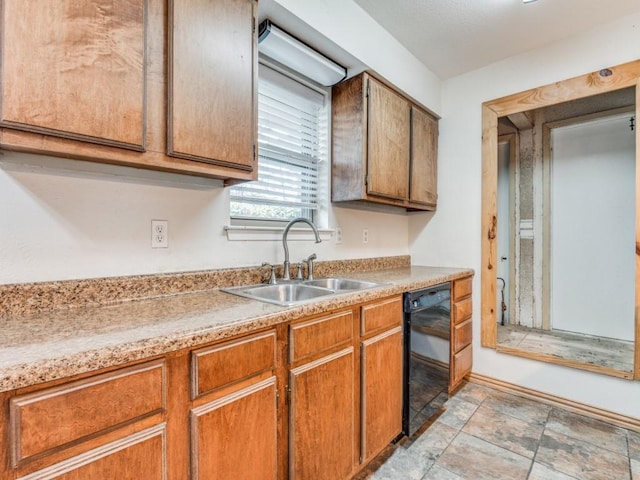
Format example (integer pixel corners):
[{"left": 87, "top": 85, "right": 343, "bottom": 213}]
[{"left": 0, "top": 266, "right": 472, "bottom": 393}]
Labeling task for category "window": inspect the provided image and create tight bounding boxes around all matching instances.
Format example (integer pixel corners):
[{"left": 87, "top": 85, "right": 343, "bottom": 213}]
[{"left": 230, "top": 63, "right": 328, "bottom": 222}]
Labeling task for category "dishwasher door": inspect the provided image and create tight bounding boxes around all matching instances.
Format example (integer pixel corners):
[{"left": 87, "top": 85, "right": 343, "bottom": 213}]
[{"left": 403, "top": 282, "right": 451, "bottom": 437}]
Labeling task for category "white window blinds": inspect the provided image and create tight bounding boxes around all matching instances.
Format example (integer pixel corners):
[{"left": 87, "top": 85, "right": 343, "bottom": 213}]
[{"left": 230, "top": 64, "right": 327, "bottom": 221}]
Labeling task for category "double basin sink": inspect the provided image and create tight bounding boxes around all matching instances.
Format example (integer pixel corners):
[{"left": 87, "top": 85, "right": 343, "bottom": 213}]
[{"left": 222, "top": 277, "right": 386, "bottom": 306}]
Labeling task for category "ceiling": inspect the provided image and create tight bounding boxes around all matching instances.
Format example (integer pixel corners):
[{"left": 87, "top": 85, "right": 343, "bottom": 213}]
[{"left": 352, "top": 0, "right": 640, "bottom": 80}]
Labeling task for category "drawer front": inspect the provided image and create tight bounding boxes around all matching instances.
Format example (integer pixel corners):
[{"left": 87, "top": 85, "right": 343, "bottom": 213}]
[
  {"left": 453, "top": 276, "right": 472, "bottom": 301},
  {"left": 290, "top": 311, "right": 353, "bottom": 364},
  {"left": 451, "top": 344, "right": 472, "bottom": 389},
  {"left": 453, "top": 319, "right": 472, "bottom": 353},
  {"left": 15, "top": 424, "right": 167, "bottom": 480},
  {"left": 453, "top": 297, "right": 472, "bottom": 324},
  {"left": 360, "top": 296, "right": 403, "bottom": 336},
  {"left": 10, "top": 360, "right": 165, "bottom": 465},
  {"left": 192, "top": 330, "right": 276, "bottom": 399}
]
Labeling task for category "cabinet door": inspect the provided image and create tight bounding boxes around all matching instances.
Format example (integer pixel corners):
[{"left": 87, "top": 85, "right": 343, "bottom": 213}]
[
  {"left": 410, "top": 107, "right": 438, "bottom": 206},
  {"left": 289, "top": 348, "right": 355, "bottom": 480},
  {"left": 366, "top": 78, "right": 410, "bottom": 200},
  {"left": 14, "top": 425, "right": 166, "bottom": 480},
  {"left": 0, "top": 0, "right": 146, "bottom": 150},
  {"left": 190, "top": 377, "right": 277, "bottom": 480},
  {"left": 361, "top": 326, "right": 403, "bottom": 464},
  {"left": 168, "top": 0, "right": 256, "bottom": 171}
]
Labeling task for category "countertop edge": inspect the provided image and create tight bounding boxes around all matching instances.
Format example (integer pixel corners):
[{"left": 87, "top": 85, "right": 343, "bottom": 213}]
[{"left": 0, "top": 267, "right": 473, "bottom": 393}]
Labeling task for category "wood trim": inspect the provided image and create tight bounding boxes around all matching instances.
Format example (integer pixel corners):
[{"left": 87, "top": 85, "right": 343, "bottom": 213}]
[
  {"left": 16, "top": 424, "right": 167, "bottom": 480},
  {"left": 482, "top": 59, "right": 640, "bottom": 380},
  {"left": 469, "top": 373, "right": 640, "bottom": 433},
  {"left": 484, "top": 59, "right": 640, "bottom": 117},
  {"left": 495, "top": 345, "right": 633, "bottom": 379},
  {"left": 481, "top": 104, "right": 498, "bottom": 347}
]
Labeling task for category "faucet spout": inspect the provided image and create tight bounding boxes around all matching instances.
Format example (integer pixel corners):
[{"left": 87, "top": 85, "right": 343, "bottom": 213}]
[{"left": 282, "top": 217, "right": 321, "bottom": 281}]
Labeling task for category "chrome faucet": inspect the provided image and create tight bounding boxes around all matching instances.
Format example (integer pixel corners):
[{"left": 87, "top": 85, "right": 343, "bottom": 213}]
[{"left": 282, "top": 218, "right": 321, "bottom": 281}]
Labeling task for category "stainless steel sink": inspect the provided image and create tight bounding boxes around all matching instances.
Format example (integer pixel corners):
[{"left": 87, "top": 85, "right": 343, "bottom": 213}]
[
  {"left": 222, "top": 277, "right": 387, "bottom": 306},
  {"left": 222, "top": 283, "right": 335, "bottom": 306},
  {"left": 302, "top": 277, "right": 382, "bottom": 291}
]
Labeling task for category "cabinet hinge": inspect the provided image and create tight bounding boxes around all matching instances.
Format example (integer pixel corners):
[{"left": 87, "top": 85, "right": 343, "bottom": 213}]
[
  {"left": 285, "top": 385, "right": 291, "bottom": 405},
  {"left": 366, "top": 84, "right": 370, "bottom": 98},
  {"left": 365, "top": 174, "right": 369, "bottom": 186},
  {"left": 252, "top": 16, "right": 256, "bottom": 34},
  {"left": 276, "top": 390, "right": 280, "bottom": 409}
]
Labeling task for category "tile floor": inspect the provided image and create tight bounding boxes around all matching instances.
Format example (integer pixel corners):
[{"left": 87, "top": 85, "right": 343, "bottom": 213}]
[{"left": 363, "top": 382, "right": 640, "bottom": 480}]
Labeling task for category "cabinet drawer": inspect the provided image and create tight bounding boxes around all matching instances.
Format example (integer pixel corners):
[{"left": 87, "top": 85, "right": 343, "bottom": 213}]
[
  {"left": 451, "top": 344, "right": 472, "bottom": 387},
  {"left": 453, "top": 319, "right": 472, "bottom": 353},
  {"left": 10, "top": 360, "right": 165, "bottom": 466},
  {"left": 453, "top": 276, "right": 472, "bottom": 301},
  {"left": 453, "top": 297, "right": 472, "bottom": 324},
  {"left": 290, "top": 311, "right": 353, "bottom": 363},
  {"left": 191, "top": 331, "right": 276, "bottom": 399},
  {"left": 360, "top": 296, "right": 403, "bottom": 336}
]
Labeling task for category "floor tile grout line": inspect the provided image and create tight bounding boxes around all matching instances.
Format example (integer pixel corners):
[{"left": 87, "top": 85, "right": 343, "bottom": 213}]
[
  {"left": 525, "top": 406, "right": 558, "bottom": 480},
  {"left": 543, "top": 406, "right": 632, "bottom": 457},
  {"left": 422, "top": 394, "right": 486, "bottom": 480},
  {"left": 627, "top": 432, "right": 633, "bottom": 480}
]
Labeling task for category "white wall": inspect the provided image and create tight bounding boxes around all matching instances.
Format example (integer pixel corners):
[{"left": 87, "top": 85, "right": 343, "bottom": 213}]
[
  {"left": 551, "top": 115, "right": 635, "bottom": 341},
  {"left": 0, "top": 0, "right": 437, "bottom": 285},
  {"left": 409, "top": 12, "right": 640, "bottom": 418},
  {"left": 0, "top": 152, "right": 410, "bottom": 284},
  {"left": 271, "top": 0, "right": 442, "bottom": 115}
]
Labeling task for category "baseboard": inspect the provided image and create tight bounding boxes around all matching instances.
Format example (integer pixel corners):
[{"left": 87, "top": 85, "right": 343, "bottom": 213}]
[{"left": 468, "top": 372, "right": 640, "bottom": 433}]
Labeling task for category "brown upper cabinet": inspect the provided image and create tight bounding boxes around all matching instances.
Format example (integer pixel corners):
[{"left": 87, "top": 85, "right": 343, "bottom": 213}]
[
  {"left": 0, "top": 0, "right": 257, "bottom": 183},
  {"left": 332, "top": 72, "right": 438, "bottom": 211}
]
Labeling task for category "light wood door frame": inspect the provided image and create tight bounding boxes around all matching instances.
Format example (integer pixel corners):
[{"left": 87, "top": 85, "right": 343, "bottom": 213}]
[{"left": 481, "top": 59, "right": 640, "bottom": 380}]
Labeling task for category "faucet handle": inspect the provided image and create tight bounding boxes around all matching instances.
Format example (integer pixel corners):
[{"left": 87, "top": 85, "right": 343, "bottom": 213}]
[
  {"left": 296, "top": 262, "right": 305, "bottom": 280},
  {"left": 305, "top": 253, "right": 317, "bottom": 280},
  {"left": 261, "top": 262, "right": 277, "bottom": 285}
]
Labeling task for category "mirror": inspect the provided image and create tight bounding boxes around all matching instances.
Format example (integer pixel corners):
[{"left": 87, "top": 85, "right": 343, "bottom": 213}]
[{"left": 481, "top": 60, "right": 640, "bottom": 380}]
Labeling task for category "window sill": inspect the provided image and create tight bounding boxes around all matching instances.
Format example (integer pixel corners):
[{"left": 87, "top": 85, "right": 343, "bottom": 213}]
[{"left": 224, "top": 225, "right": 334, "bottom": 242}]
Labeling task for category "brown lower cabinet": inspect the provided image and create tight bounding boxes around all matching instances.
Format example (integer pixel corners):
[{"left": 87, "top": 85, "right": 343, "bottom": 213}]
[
  {"left": 450, "top": 276, "right": 474, "bottom": 392},
  {"left": 0, "top": 295, "right": 404, "bottom": 479}
]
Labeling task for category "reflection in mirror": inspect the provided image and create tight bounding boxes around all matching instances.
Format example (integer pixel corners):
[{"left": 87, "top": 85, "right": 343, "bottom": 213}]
[{"left": 494, "top": 88, "right": 636, "bottom": 375}]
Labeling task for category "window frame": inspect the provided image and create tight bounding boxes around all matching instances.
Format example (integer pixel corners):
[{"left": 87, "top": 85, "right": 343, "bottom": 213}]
[{"left": 229, "top": 57, "right": 331, "bottom": 228}]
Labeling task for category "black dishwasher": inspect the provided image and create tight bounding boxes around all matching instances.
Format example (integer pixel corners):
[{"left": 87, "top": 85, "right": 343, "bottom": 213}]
[{"left": 402, "top": 282, "right": 451, "bottom": 437}]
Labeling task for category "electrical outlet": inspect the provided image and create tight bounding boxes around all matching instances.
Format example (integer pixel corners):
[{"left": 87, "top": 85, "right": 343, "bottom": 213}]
[
  {"left": 151, "top": 220, "right": 168, "bottom": 248},
  {"left": 335, "top": 227, "right": 343, "bottom": 244},
  {"left": 362, "top": 228, "right": 369, "bottom": 244}
]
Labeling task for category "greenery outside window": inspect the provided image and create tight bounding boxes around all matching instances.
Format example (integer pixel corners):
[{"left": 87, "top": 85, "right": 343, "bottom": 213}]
[{"left": 230, "top": 62, "right": 328, "bottom": 223}]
